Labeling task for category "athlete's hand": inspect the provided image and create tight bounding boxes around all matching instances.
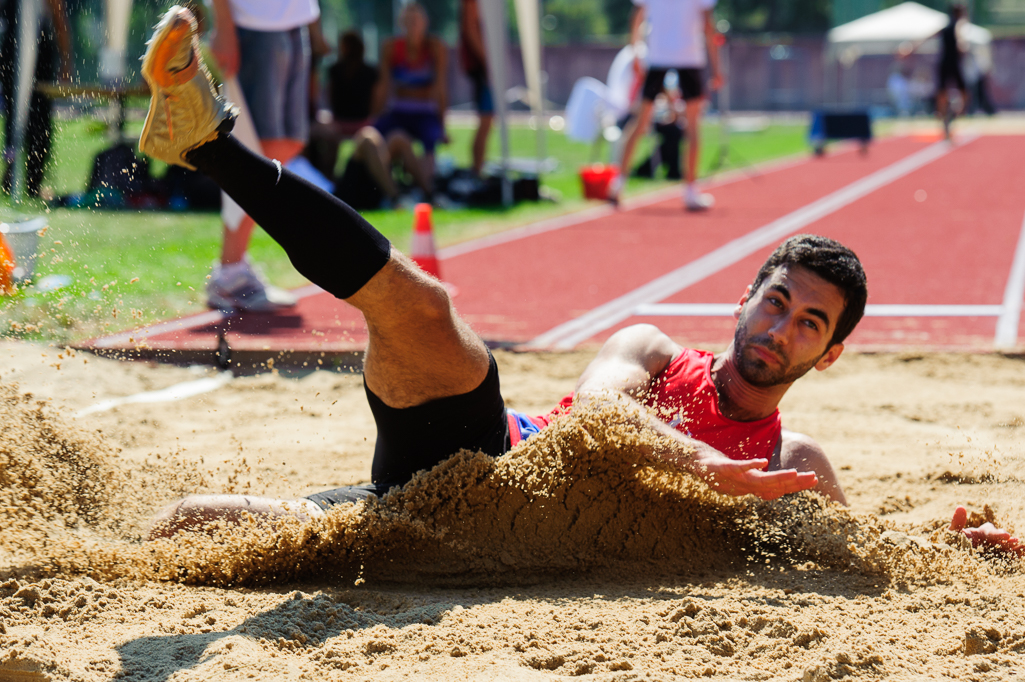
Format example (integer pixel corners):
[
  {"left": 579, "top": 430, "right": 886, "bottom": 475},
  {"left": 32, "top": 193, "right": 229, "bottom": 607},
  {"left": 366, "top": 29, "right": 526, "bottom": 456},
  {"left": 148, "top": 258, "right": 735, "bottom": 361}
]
[
  {"left": 709, "top": 72, "right": 725, "bottom": 92},
  {"left": 949, "top": 506, "right": 1023, "bottom": 556},
  {"left": 690, "top": 451, "right": 818, "bottom": 500}
]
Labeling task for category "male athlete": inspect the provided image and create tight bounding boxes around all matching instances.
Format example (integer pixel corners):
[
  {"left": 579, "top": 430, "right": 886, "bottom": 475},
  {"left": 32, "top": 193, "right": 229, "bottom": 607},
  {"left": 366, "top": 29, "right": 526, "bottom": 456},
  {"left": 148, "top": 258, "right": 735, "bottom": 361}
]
[{"left": 140, "top": 8, "right": 1018, "bottom": 554}]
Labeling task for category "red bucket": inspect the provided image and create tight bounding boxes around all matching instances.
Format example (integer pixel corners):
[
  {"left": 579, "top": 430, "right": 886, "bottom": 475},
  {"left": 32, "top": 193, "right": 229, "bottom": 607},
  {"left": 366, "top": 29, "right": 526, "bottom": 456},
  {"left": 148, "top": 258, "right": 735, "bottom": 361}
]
[{"left": 579, "top": 164, "right": 619, "bottom": 201}]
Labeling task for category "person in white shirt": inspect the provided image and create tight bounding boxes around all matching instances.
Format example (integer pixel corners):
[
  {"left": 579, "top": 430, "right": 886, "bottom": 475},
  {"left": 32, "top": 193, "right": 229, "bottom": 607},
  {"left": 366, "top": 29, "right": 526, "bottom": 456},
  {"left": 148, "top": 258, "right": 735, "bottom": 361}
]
[
  {"left": 203, "top": 0, "right": 320, "bottom": 312},
  {"left": 611, "top": 0, "right": 723, "bottom": 211}
]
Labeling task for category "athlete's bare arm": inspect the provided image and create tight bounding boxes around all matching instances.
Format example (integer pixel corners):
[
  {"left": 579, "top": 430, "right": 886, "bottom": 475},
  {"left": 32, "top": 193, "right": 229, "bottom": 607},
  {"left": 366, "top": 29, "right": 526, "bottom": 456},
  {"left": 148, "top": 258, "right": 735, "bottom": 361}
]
[
  {"left": 573, "top": 324, "right": 819, "bottom": 501},
  {"left": 775, "top": 429, "right": 847, "bottom": 505}
]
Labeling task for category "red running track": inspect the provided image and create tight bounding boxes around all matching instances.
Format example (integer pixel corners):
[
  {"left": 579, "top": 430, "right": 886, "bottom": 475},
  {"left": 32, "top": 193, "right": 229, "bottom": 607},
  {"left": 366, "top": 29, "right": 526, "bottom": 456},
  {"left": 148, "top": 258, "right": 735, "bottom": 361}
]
[{"left": 83, "top": 135, "right": 1025, "bottom": 360}]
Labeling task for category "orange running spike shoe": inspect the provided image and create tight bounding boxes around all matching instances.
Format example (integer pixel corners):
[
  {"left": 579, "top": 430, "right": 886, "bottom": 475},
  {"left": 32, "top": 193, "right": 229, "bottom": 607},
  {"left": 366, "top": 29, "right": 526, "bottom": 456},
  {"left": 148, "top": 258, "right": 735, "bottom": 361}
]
[{"left": 139, "top": 6, "right": 236, "bottom": 170}]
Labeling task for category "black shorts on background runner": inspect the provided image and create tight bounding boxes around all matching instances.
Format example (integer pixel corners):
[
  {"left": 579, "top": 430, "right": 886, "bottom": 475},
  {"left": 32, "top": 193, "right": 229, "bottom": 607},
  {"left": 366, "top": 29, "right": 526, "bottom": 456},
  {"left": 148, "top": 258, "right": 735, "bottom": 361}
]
[
  {"left": 643, "top": 67, "right": 704, "bottom": 102},
  {"left": 306, "top": 351, "right": 509, "bottom": 508}
]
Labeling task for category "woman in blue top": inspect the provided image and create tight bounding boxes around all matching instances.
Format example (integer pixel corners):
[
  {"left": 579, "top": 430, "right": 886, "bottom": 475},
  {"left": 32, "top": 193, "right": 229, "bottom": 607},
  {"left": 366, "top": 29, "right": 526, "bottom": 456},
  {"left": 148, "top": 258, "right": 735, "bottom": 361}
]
[{"left": 372, "top": 3, "right": 449, "bottom": 193}]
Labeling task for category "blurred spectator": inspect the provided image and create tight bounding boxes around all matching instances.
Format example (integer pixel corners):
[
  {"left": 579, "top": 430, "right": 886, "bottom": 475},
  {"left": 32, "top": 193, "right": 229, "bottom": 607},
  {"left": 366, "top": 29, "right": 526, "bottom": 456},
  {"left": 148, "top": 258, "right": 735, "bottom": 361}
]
[
  {"left": 333, "top": 126, "right": 432, "bottom": 210},
  {"left": 611, "top": 0, "right": 723, "bottom": 211},
  {"left": 899, "top": 3, "right": 968, "bottom": 139},
  {"left": 458, "top": 0, "right": 493, "bottom": 176},
  {"left": 1, "top": 0, "right": 72, "bottom": 198},
  {"left": 203, "top": 0, "right": 320, "bottom": 313},
  {"left": 304, "top": 29, "right": 379, "bottom": 177},
  {"left": 372, "top": 2, "right": 448, "bottom": 195}
]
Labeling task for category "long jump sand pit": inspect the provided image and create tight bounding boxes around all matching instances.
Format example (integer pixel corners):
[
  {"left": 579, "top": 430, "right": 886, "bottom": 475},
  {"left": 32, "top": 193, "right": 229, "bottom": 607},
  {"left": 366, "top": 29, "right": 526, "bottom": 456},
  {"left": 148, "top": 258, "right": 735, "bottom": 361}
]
[{"left": 1, "top": 341, "right": 1023, "bottom": 681}]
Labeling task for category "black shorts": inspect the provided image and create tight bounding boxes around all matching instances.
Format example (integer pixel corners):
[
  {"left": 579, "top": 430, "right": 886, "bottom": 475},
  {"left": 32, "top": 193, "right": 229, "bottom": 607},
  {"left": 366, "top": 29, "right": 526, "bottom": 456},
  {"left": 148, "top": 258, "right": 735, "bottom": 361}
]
[
  {"left": 305, "top": 351, "right": 509, "bottom": 509},
  {"left": 643, "top": 67, "right": 704, "bottom": 102},
  {"left": 937, "top": 59, "right": 966, "bottom": 92}
]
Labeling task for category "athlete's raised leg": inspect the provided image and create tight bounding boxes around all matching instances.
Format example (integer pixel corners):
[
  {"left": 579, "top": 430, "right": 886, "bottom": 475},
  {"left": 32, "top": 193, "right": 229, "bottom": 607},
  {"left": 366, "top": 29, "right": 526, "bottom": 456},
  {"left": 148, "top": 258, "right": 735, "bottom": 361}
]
[
  {"left": 139, "top": 7, "right": 491, "bottom": 536},
  {"left": 141, "top": 7, "right": 488, "bottom": 408}
]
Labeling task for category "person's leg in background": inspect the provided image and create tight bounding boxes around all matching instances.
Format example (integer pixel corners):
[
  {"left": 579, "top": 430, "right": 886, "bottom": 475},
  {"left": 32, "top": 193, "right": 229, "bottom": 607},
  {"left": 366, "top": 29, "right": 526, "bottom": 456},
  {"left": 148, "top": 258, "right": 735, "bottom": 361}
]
[
  {"left": 350, "top": 127, "right": 401, "bottom": 201},
  {"left": 679, "top": 68, "right": 713, "bottom": 211},
  {"left": 209, "top": 24, "right": 310, "bottom": 312},
  {"left": 609, "top": 67, "right": 663, "bottom": 206},
  {"left": 470, "top": 71, "right": 494, "bottom": 176},
  {"left": 387, "top": 131, "right": 433, "bottom": 197}
]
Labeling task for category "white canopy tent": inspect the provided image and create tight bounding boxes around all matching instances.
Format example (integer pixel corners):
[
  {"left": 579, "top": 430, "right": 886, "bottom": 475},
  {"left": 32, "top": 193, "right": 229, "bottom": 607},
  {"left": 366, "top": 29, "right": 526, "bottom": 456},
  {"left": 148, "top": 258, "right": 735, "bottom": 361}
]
[{"left": 825, "top": 1, "right": 992, "bottom": 104}]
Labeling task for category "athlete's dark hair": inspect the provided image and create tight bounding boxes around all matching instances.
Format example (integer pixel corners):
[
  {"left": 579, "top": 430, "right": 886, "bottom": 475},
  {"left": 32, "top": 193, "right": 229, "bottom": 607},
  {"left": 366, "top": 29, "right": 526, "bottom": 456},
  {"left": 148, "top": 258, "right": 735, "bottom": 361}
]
[{"left": 749, "top": 234, "right": 867, "bottom": 347}]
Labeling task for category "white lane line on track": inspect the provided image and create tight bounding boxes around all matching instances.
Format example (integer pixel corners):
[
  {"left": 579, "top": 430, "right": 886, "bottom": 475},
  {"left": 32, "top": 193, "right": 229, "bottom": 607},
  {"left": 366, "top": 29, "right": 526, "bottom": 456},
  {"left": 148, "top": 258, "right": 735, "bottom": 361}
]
[
  {"left": 526, "top": 139, "right": 961, "bottom": 350},
  {"left": 995, "top": 209, "right": 1025, "bottom": 349},
  {"left": 86, "top": 152, "right": 815, "bottom": 347},
  {"left": 89, "top": 284, "right": 325, "bottom": 349},
  {"left": 438, "top": 150, "right": 817, "bottom": 260},
  {"left": 75, "top": 371, "right": 233, "bottom": 418},
  {"left": 634, "top": 303, "right": 1006, "bottom": 317}
]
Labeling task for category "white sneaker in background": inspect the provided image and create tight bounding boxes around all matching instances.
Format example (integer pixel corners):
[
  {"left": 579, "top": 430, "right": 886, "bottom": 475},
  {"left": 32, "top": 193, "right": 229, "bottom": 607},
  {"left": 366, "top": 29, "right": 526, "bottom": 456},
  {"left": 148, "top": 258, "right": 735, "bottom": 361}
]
[
  {"left": 607, "top": 173, "right": 624, "bottom": 207},
  {"left": 206, "top": 258, "right": 297, "bottom": 313},
  {"left": 684, "top": 185, "right": 715, "bottom": 212}
]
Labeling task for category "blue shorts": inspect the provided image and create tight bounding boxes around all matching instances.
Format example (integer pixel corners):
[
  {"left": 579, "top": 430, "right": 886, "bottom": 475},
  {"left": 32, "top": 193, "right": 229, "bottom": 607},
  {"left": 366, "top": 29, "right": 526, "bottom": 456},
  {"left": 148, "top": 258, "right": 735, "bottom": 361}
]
[
  {"left": 469, "top": 70, "right": 494, "bottom": 115},
  {"left": 374, "top": 102, "right": 444, "bottom": 154},
  {"left": 236, "top": 26, "right": 310, "bottom": 142}
]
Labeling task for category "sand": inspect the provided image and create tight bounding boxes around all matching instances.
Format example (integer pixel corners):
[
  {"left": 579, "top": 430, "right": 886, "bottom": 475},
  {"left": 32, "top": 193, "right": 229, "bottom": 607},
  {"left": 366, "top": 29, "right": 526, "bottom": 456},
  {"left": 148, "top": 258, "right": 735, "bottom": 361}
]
[{"left": 0, "top": 340, "right": 1023, "bottom": 681}]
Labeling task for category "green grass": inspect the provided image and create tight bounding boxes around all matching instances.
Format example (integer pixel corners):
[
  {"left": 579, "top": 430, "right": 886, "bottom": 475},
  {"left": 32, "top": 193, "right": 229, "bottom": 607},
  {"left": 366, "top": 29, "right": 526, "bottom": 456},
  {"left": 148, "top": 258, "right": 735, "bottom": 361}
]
[{"left": 1, "top": 114, "right": 812, "bottom": 344}]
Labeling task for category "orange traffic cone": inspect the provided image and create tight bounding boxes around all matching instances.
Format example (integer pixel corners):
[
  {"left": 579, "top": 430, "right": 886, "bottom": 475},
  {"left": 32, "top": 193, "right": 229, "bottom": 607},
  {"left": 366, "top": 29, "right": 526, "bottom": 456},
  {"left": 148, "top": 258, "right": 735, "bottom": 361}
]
[
  {"left": 410, "top": 203, "right": 458, "bottom": 297},
  {"left": 0, "top": 233, "right": 15, "bottom": 295}
]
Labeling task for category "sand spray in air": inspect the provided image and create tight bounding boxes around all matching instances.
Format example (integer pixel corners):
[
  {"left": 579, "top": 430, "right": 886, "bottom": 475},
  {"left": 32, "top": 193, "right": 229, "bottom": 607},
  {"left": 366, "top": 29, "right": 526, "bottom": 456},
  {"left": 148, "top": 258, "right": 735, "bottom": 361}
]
[{"left": 0, "top": 380, "right": 1013, "bottom": 587}]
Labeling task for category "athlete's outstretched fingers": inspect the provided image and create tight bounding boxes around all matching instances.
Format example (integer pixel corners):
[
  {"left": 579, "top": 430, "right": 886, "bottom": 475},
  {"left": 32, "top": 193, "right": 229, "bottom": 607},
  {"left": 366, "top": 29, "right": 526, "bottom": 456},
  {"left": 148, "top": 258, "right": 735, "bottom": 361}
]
[
  {"left": 695, "top": 455, "right": 817, "bottom": 500},
  {"left": 949, "top": 505, "right": 969, "bottom": 532},
  {"left": 949, "top": 506, "right": 1024, "bottom": 557}
]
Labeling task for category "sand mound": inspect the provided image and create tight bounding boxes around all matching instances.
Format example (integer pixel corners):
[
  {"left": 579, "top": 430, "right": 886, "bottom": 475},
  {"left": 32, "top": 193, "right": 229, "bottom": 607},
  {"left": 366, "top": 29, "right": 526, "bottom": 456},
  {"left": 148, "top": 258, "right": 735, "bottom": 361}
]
[{"left": 1, "top": 382, "right": 1007, "bottom": 589}]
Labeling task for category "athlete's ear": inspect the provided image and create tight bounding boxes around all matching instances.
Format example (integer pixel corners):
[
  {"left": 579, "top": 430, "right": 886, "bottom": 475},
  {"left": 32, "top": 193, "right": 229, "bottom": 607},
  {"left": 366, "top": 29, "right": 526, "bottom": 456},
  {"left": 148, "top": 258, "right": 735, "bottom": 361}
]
[
  {"left": 815, "top": 343, "right": 844, "bottom": 371},
  {"left": 734, "top": 285, "right": 753, "bottom": 319}
]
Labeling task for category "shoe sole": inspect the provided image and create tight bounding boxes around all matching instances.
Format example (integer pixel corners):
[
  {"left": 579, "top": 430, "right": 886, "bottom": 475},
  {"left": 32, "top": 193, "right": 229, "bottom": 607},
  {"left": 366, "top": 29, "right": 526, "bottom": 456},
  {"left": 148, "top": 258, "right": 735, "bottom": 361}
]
[{"left": 138, "top": 7, "right": 199, "bottom": 164}]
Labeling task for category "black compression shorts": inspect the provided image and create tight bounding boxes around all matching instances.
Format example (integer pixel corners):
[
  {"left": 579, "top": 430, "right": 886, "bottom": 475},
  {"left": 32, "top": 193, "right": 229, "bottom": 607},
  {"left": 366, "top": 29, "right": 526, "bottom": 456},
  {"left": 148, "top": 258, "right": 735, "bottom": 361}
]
[
  {"left": 643, "top": 67, "right": 704, "bottom": 102},
  {"left": 305, "top": 351, "right": 509, "bottom": 509}
]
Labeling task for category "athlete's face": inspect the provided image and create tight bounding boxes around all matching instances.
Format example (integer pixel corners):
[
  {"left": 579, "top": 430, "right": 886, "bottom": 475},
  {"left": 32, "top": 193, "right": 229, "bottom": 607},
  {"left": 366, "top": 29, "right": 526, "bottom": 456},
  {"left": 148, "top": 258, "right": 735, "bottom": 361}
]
[
  {"left": 732, "top": 265, "right": 847, "bottom": 388},
  {"left": 402, "top": 7, "right": 428, "bottom": 40}
]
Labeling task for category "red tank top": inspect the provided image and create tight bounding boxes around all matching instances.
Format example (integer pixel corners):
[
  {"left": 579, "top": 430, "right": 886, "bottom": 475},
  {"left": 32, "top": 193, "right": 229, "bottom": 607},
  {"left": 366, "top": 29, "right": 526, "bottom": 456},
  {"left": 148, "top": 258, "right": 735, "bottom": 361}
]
[
  {"left": 513, "top": 348, "right": 781, "bottom": 464},
  {"left": 641, "top": 348, "right": 781, "bottom": 463}
]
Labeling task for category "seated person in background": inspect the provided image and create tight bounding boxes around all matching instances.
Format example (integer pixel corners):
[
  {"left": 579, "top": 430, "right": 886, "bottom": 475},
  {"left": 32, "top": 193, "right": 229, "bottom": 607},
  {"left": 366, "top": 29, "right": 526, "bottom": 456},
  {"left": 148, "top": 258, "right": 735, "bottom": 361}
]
[
  {"left": 305, "top": 29, "right": 379, "bottom": 177},
  {"left": 372, "top": 2, "right": 448, "bottom": 195},
  {"left": 333, "top": 127, "right": 432, "bottom": 210}
]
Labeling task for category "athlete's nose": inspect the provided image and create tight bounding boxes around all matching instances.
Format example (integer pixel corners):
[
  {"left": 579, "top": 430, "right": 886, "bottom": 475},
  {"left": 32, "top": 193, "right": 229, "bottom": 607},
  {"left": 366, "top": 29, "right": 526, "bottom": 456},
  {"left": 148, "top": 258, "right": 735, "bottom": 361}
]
[{"left": 767, "top": 313, "right": 792, "bottom": 345}]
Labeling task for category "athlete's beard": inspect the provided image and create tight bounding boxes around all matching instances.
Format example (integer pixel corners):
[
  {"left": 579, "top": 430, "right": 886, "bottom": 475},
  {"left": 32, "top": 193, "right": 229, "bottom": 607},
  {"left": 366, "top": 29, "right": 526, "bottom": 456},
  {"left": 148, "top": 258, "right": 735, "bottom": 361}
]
[{"left": 732, "top": 313, "right": 826, "bottom": 388}]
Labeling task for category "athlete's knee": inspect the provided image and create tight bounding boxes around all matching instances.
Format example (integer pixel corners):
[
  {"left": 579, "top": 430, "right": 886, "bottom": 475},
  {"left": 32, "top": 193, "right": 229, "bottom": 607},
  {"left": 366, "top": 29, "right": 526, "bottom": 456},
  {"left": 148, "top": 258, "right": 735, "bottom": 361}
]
[{"left": 393, "top": 255, "right": 453, "bottom": 322}]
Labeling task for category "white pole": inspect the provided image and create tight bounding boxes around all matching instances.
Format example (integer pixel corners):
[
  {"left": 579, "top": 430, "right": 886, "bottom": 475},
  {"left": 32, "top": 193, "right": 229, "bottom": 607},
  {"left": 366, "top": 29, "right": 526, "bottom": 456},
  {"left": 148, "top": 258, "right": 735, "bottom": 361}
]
[
  {"left": 100, "top": 0, "right": 133, "bottom": 83},
  {"left": 8, "top": 0, "right": 40, "bottom": 203},
  {"left": 513, "top": 0, "right": 545, "bottom": 165}
]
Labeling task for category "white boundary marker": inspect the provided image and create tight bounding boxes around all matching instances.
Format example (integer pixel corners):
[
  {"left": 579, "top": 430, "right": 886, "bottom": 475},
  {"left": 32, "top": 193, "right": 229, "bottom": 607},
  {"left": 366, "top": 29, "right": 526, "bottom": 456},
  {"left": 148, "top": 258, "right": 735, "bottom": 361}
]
[
  {"left": 635, "top": 303, "right": 1006, "bottom": 318},
  {"left": 527, "top": 139, "right": 961, "bottom": 350},
  {"left": 995, "top": 209, "right": 1025, "bottom": 349},
  {"left": 75, "top": 371, "right": 233, "bottom": 417},
  {"left": 89, "top": 284, "right": 325, "bottom": 349}
]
